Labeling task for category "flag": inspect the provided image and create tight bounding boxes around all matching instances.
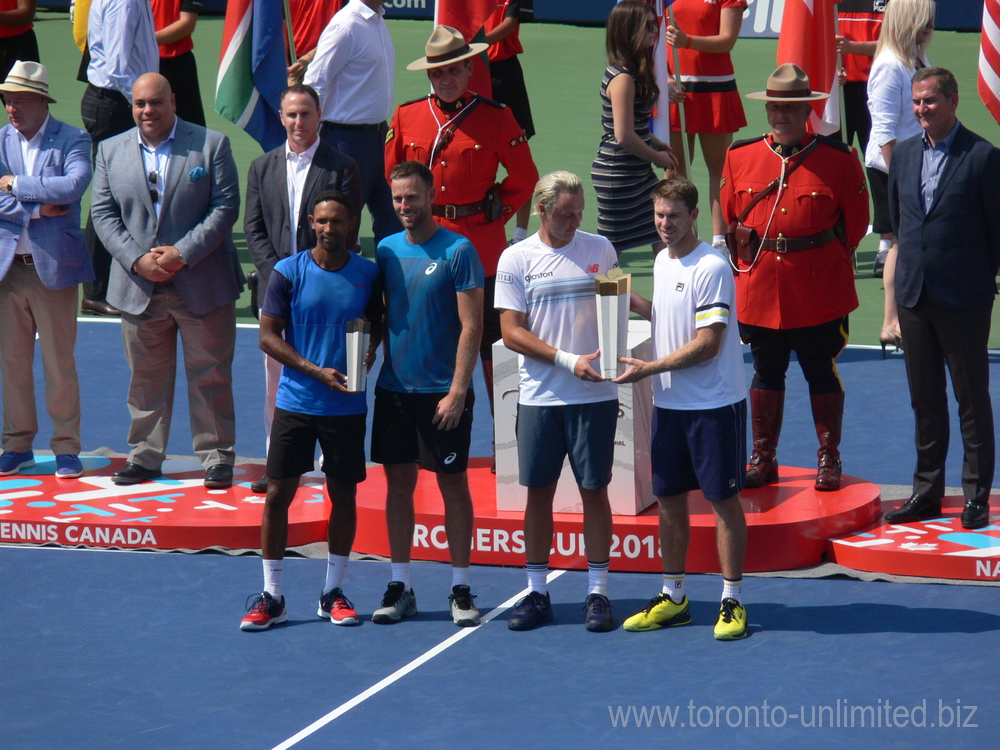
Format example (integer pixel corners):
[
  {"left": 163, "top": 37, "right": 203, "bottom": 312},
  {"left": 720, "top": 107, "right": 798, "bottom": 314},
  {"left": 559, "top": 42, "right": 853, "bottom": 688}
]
[
  {"left": 776, "top": 0, "right": 840, "bottom": 135},
  {"left": 980, "top": 0, "right": 1000, "bottom": 126},
  {"left": 215, "top": 0, "right": 287, "bottom": 152},
  {"left": 435, "top": 0, "right": 498, "bottom": 98},
  {"left": 651, "top": 0, "right": 676, "bottom": 140}
]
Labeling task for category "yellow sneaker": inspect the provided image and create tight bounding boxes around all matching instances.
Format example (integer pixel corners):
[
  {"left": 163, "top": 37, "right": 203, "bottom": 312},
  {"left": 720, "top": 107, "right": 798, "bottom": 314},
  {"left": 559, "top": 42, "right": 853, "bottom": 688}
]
[
  {"left": 714, "top": 597, "right": 748, "bottom": 640},
  {"left": 623, "top": 593, "right": 691, "bottom": 632}
]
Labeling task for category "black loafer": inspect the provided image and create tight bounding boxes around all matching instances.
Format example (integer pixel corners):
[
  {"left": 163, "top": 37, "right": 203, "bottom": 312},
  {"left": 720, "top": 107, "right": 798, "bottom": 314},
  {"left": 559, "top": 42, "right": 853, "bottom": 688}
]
[
  {"left": 112, "top": 462, "right": 161, "bottom": 485},
  {"left": 250, "top": 476, "right": 268, "bottom": 493},
  {"left": 205, "top": 464, "right": 233, "bottom": 489},
  {"left": 961, "top": 500, "right": 990, "bottom": 530},
  {"left": 885, "top": 494, "right": 942, "bottom": 524}
]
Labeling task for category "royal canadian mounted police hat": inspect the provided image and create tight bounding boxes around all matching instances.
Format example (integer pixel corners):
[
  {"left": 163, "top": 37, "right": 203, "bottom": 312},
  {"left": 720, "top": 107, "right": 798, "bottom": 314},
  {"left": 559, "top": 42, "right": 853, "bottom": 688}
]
[
  {"left": 407, "top": 25, "right": 488, "bottom": 71},
  {"left": 0, "top": 60, "right": 57, "bottom": 103},
  {"left": 746, "top": 63, "right": 829, "bottom": 102}
]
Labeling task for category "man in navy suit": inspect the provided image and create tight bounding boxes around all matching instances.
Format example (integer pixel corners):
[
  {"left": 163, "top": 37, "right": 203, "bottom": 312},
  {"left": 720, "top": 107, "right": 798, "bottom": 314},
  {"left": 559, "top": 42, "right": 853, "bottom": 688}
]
[
  {"left": 244, "top": 83, "right": 362, "bottom": 492},
  {"left": 885, "top": 67, "right": 1000, "bottom": 530},
  {"left": 91, "top": 72, "right": 243, "bottom": 489},
  {"left": 0, "top": 61, "right": 93, "bottom": 479}
]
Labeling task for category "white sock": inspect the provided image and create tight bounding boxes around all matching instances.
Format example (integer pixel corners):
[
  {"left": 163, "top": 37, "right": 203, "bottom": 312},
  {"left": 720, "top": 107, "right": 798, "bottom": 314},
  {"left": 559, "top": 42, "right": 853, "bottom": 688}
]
[
  {"left": 323, "top": 554, "right": 349, "bottom": 594},
  {"left": 526, "top": 561, "right": 548, "bottom": 594},
  {"left": 878, "top": 238, "right": 892, "bottom": 251},
  {"left": 263, "top": 559, "right": 283, "bottom": 600},
  {"left": 662, "top": 572, "right": 685, "bottom": 603},
  {"left": 587, "top": 560, "right": 609, "bottom": 596},
  {"left": 712, "top": 234, "right": 725, "bottom": 245},
  {"left": 512, "top": 226, "right": 527, "bottom": 241},
  {"left": 722, "top": 578, "right": 742, "bottom": 605},
  {"left": 451, "top": 566, "right": 470, "bottom": 588},
  {"left": 391, "top": 562, "right": 411, "bottom": 590}
]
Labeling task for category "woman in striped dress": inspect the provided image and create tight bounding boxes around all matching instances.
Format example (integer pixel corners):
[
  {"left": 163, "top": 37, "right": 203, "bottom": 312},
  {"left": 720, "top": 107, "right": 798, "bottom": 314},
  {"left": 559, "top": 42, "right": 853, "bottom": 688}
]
[{"left": 592, "top": 0, "right": 678, "bottom": 254}]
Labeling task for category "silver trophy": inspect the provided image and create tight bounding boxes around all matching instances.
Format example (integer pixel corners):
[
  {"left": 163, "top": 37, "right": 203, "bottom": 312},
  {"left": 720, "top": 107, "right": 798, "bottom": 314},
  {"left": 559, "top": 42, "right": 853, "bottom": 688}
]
[
  {"left": 594, "top": 268, "right": 631, "bottom": 379},
  {"left": 345, "top": 318, "right": 370, "bottom": 392}
]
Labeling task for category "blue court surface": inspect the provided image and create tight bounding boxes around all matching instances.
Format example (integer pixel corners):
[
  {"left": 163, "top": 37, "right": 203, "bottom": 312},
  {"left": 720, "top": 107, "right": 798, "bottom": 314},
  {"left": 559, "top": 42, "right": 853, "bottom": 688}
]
[{"left": 3, "top": 545, "right": 999, "bottom": 749}]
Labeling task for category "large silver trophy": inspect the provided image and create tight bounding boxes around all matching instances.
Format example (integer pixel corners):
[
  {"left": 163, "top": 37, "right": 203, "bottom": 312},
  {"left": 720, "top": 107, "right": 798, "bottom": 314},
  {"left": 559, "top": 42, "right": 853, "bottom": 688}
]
[
  {"left": 594, "top": 268, "right": 631, "bottom": 379},
  {"left": 345, "top": 318, "right": 370, "bottom": 392}
]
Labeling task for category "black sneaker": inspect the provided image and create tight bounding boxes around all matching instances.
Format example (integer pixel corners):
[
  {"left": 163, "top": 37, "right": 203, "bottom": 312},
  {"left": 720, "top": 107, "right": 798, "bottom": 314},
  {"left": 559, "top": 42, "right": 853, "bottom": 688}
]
[
  {"left": 583, "top": 593, "right": 615, "bottom": 632},
  {"left": 507, "top": 590, "right": 553, "bottom": 631},
  {"left": 372, "top": 581, "right": 417, "bottom": 624}
]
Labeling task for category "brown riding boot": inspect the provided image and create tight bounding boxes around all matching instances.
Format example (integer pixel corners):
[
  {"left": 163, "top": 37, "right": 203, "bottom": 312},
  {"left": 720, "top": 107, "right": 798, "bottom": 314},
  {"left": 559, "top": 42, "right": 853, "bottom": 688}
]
[
  {"left": 745, "top": 388, "right": 784, "bottom": 488},
  {"left": 812, "top": 392, "right": 845, "bottom": 491}
]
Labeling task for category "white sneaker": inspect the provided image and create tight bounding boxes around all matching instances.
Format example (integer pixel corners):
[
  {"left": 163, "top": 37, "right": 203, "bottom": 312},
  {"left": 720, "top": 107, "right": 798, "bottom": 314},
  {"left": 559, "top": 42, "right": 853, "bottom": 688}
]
[
  {"left": 449, "top": 585, "right": 481, "bottom": 627},
  {"left": 372, "top": 581, "right": 417, "bottom": 624}
]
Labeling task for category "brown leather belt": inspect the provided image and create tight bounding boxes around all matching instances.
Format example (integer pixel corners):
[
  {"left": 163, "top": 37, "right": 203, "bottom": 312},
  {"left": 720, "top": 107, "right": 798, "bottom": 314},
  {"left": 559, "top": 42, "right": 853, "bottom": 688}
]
[
  {"left": 432, "top": 200, "right": 485, "bottom": 220},
  {"left": 760, "top": 227, "right": 837, "bottom": 253}
]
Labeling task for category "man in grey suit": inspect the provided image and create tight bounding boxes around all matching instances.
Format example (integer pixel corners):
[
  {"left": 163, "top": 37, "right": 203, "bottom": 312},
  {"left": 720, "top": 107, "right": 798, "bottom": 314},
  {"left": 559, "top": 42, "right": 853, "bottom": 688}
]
[
  {"left": 91, "top": 72, "right": 243, "bottom": 488},
  {"left": 244, "top": 84, "right": 362, "bottom": 492},
  {"left": 0, "top": 61, "right": 93, "bottom": 479},
  {"left": 884, "top": 67, "right": 1000, "bottom": 530}
]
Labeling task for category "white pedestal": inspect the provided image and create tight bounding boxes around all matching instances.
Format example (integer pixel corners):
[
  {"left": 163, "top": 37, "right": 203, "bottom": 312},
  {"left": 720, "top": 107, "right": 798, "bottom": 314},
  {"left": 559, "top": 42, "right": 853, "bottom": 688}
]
[{"left": 493, "top": 320, "right": 656, "bottom": 516}]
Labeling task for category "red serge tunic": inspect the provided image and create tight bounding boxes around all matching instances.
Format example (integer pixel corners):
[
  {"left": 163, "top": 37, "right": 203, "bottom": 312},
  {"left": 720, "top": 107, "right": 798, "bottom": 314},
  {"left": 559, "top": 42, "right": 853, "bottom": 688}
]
[
  {"left": 721, "top": 134, "right": 870, "bottom": 329},
  {"left": 385, "top": 94, "right": 538, "bottom": 276}
]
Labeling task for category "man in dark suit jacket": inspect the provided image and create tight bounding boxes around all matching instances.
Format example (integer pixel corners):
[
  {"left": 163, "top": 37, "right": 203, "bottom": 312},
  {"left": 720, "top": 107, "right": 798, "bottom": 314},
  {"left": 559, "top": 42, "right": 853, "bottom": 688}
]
[
  {"left": 885, "top": 67, "right": 1000, "bottom": 530},
  {"left": 244, "top": 83, "right": 361, "bottom": 492},
  {"left": 91, "top": 72, "right": 244, "bottom": 489}
]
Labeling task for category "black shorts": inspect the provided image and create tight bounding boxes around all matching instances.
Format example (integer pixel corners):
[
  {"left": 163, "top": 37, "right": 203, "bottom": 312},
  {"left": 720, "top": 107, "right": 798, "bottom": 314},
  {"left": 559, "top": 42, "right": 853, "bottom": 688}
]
[
  {"left": 490, "top": 55, "right": 535, "bottom": 140},
  {"left": 370, "top": 386, "right": 475, "bottom": 473},
  {"left": 867, "top": 166, "right": 891, "bottom": 235},
  {"left": 266, "top": 408, "right": 367, "bottom": 483},
  {"left": 481, "top": 274, "right": 501, "bottom": 361}
]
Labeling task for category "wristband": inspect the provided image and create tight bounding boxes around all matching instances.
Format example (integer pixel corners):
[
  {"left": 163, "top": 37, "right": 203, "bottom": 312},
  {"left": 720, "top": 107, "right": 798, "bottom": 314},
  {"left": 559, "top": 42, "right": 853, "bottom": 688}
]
[{"left": 553, "top": 349, "right": 578, "bottom": 373}]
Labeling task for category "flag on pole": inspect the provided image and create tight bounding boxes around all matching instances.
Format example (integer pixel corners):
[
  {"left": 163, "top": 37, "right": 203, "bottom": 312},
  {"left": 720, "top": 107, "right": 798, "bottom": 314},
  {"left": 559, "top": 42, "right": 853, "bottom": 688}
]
[
  {"left": 979, "top": 0, "right": 1000, "bottom": 126},
  {"left": 776, "top": 0, "right": 840, "bottom": 135},
  {"left": 651, "top": 0, "right": 674, "bottom": 141},
  {"left": 435, "top": 0, "right": 497, "bottom": 98},
  {"left": 215, "top": 0, "right": 287, "bottom": 152}
]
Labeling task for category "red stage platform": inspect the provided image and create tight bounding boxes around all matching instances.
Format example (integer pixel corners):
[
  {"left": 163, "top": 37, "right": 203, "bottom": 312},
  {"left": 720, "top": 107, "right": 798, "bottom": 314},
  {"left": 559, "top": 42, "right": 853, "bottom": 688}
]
[{"left": 829, "top": 496, "right": 1000, "bottom": 581}]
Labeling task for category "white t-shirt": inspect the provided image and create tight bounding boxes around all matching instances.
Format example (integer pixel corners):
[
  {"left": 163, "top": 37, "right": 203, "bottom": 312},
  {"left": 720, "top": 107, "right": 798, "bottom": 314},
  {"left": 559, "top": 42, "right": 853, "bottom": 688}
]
[
  {"left": 651, "top": 241, "right": 747, "bottom": 410},
  {"left": 494, "top": 230, "right": 620, "bottom": 406}
]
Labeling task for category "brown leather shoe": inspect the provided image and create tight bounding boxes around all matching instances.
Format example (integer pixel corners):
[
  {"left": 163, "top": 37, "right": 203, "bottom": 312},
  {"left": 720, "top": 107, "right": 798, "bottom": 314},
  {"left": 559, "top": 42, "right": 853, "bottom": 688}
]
[
  {"left": 812, "top": 392, "right": 845, "bottom": 491},
  {"left": 745, "top": 389, "right": 783, "bottom": 488},
  {"left": 81, "top": 298, "right": 121, "bottom": 316}
]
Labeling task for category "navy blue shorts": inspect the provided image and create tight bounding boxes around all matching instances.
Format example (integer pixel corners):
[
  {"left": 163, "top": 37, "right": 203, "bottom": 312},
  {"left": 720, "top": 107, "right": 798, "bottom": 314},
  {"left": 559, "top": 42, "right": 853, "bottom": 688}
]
[
  {"left": 515, "top": 400, "right": 618, "bottom": 489},
  {"left": 651, "top": 400, "right": 747, "bottom": 502}
]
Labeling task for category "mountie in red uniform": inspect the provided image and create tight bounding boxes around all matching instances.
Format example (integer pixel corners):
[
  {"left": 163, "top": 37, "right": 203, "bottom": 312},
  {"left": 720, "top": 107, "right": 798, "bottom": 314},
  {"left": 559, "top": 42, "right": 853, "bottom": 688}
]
[
  {"left": 384, "top": 93, "right": 538, "bottom": 277},
  {"left": 722, "top": 132, "right": 870, "bottom": 494},
  {"left": 722, "top": 133, "right": 869, "bottom": 330}
]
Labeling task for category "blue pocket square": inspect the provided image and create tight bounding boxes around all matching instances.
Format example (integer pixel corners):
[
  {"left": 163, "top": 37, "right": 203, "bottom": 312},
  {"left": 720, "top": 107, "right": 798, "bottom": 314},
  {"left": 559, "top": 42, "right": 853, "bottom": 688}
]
[{"left": 188, "top": 166, "right": 207, "bottom": 182}]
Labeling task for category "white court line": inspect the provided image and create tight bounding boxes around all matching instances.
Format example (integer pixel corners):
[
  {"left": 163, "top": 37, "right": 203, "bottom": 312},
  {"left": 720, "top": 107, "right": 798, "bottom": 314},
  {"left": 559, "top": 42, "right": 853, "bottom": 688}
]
[{"left": 271, "top": 569, "right": 567, "bottom": 750}]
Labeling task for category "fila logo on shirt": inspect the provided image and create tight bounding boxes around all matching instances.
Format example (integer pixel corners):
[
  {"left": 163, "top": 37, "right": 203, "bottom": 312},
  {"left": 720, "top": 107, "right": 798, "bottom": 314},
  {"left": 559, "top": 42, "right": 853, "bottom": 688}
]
[
  {"left": 675, "top": 282, "right": 685, "bottom": 292},
  {"left": 425, "top": 262, "right": 438, "bottom": 275}
]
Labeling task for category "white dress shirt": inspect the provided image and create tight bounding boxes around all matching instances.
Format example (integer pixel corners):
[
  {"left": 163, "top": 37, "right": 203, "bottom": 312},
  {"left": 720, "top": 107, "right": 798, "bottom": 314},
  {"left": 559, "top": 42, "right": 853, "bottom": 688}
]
[
  {"left": 285, "top": 137, "right": 321, "bottom": 256},
  {"left": 13, "top": 115, "right": 49, "bottom": 255},
  {"left": 303, "top": 0, "right": 395, "bottom": 125},
  {"left": 139, "top": 120, "right": 178, "bottom": 221},
  {"left": 87, "top": 0, "right": 158, "bottom": 98}
]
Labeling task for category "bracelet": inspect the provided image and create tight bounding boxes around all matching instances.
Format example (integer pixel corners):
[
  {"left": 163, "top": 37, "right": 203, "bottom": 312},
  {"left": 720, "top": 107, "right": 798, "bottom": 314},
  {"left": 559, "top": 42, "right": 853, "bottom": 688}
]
[{"left": 553, "top": 349, "right": 578, "bottom": 373}]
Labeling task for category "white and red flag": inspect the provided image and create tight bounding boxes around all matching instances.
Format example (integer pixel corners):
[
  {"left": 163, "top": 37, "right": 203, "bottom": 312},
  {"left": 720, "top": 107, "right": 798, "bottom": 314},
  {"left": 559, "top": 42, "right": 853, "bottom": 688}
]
[
  {"left": 435, "top": 0, "right": 498, "bottom": 98},
  {"left": 777, "top": 0, "right": 840, "bottom": 135},
  {"left": 979, "top": 0, "right": 1000, "bottom": 126}
]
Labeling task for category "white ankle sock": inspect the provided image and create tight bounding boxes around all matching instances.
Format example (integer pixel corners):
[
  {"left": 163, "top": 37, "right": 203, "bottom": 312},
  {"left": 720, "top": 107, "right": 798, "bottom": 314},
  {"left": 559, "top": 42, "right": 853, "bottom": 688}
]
[
  {"left": 722, "top": 578, "right": 742, "bottom": 605},
  {"left": 587, "top": 560, "right": 609, "bottom": 596},
  {"left": 263, "top": 559, "right": 283, "bottom": 600},
  {"left": 451, "top": 566, "right": 470, "bottom": 588},
  {"left": 391, "top": 562, "right": 411, "bottom": 589},
  {"left": 526, "top": 561, "right": 548, "bottom": 594},
  {"left": 662, "top": 572, "right": 685, "bottom": 603},
  {"left": 323, "top": 554, "right": 349, "bottom": 594}
]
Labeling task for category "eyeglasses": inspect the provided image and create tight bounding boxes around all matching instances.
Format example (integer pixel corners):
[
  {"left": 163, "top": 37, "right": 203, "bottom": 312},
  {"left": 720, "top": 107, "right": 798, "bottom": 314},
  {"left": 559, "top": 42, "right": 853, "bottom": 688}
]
[{"left": 148, "top": 170, "right": 159, "bottom": 203}]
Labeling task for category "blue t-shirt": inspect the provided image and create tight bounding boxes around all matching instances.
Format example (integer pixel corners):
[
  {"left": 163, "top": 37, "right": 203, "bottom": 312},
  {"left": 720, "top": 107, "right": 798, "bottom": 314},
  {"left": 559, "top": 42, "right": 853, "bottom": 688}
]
[
  {"left": 376, "top": 227, "right": 484, "bottom": 393},
  {"left": 262, "top": 249, "right": 383, "bottom": 416}
]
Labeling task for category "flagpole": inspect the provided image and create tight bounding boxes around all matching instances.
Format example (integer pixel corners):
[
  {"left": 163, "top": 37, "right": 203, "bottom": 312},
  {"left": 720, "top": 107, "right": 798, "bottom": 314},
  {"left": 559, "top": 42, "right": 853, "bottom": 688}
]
[
  {"left": 667, "top": 6, "right": 690, "bottom": 176},
  {"left": 283, "top": 0, "right": 297, "bottom": 67}
]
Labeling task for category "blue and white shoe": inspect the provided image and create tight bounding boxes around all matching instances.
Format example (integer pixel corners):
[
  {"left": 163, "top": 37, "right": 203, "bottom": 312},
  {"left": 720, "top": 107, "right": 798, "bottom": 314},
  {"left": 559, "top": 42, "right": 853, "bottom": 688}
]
[
  {"left": 0, "top": 450, "right": 34, "bottom": 476},
  {"left": 55, "top": 454, "right": 83, "bottom": 479}
]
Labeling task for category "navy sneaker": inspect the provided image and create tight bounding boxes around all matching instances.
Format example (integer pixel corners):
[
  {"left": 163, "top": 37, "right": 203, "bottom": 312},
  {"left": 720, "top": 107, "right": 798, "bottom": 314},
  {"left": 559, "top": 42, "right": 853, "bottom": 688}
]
[
  {"left": 55, "top": 454, "right": 83, "bottom": 479},
  {"left": 507, "top": 590, "right": 553, "bottom": 631},
  {"left": 0, "top": 450, "right": 33, "bottom": 476},
  {"left": 583, "top": 593, "right": 615, "bottom": 632}
]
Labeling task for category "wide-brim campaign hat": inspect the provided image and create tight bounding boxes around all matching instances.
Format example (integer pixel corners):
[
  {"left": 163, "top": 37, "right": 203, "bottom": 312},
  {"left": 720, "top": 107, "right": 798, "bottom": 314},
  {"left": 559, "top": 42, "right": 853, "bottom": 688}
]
[
  {"left": 407, "top": 25, "right": 488, "bottom": 71},
  {"left": 0, "top": 60, "right": 56, "bottom": 103},
  {"left": 746, "top": 63, "right": 828, "bottom": 102}
]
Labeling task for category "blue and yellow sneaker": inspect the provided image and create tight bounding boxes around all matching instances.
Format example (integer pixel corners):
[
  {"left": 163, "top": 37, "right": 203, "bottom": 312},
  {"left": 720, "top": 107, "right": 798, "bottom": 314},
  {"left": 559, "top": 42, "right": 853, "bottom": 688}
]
[
  {"left": 713, "top": 597, "right": 748, "bottom": 640},
  {"left": 623, "top": 593, "right": 691, "bottom": 632}
]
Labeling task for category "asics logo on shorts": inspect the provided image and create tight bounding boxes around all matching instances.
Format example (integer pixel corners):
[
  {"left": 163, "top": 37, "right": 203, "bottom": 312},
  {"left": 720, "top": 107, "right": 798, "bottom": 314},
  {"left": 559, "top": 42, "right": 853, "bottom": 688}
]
[
  {"left": 425, "top": 262, "right": 438, "bottom": 275},
  {"left": 443, "top": 452, "right": 457, "bottom": 465}
]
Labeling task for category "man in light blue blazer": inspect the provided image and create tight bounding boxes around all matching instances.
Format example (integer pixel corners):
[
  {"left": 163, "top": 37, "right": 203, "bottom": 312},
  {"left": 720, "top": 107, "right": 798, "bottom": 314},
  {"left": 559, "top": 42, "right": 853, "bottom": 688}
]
[
  {"left": 91, "top": 72, "right": 244, "bottom": 488},
  {"left": 0, "top": 61, "right": 93, "bottom": 479}
]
